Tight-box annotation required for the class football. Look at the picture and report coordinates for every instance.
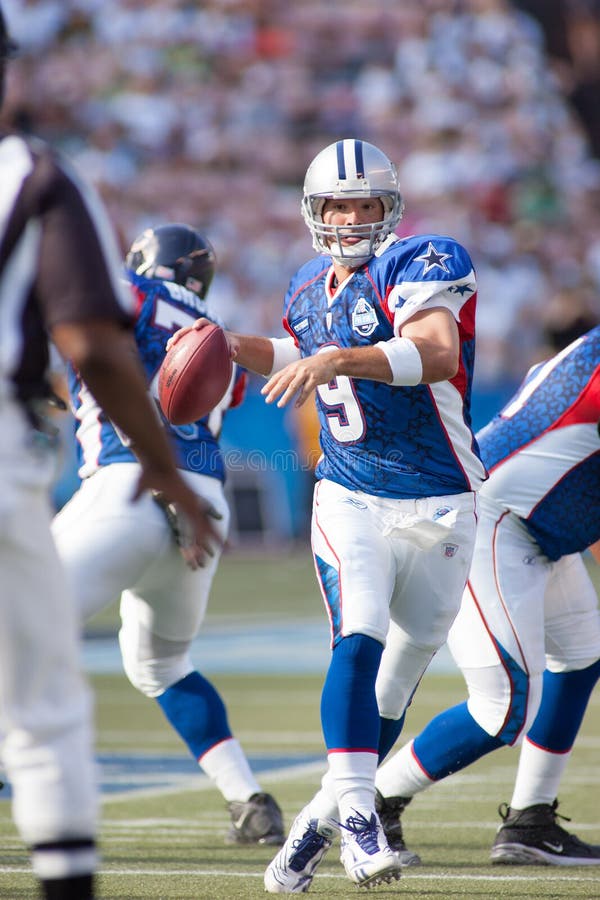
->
[158,323,233,425]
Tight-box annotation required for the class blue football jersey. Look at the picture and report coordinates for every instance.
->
[477,326,600,560]
[282,234,487,499]
[68,270,244,483]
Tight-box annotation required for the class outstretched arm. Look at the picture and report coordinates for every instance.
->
[167,317,302,376]
[262,307,459,408]
[225,331,276,376]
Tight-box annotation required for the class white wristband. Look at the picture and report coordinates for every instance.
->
[268,336,302,375]
[376,337,423,386]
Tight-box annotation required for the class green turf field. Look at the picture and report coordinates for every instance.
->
[1,549,599,899]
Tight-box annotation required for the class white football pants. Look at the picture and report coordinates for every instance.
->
[445,495,600,741]
[52,463,229,697]
[311,478,478,719]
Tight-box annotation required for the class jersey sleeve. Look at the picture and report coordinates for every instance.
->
[385,235,476,334]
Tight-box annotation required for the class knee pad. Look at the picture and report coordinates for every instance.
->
[119,619,193,698]
[376,637,435,720]
[464,664,543,745]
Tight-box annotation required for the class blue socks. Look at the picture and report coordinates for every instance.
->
[412,701,503,780]
[407,661,600,779]
[527,660,600,752]
[378,712,406,762]
[156,671,232,759]
[321,634,383,751]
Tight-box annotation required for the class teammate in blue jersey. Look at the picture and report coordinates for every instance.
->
[169,138,486,891]
[372,326,600,866]
[52,224,284,847]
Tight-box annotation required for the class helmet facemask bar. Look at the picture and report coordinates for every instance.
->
[302,192,403,266]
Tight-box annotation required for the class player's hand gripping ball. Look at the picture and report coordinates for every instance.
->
[158,323,232,425]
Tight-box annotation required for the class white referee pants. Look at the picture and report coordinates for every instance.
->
[0,470,97,847]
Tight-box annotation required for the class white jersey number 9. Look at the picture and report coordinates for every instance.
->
[316,346,365,443]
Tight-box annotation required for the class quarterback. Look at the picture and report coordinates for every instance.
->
[172,138,486,891]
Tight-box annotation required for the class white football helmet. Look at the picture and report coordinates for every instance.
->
[301,139,404,267]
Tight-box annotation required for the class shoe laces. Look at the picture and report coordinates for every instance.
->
[498,798,572,831]
[341,811,380,855]
[291,825,328,868]
[549,799,572,826]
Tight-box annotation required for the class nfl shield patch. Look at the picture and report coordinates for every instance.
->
[443,543,459,558]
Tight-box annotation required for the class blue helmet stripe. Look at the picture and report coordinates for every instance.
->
[336,141,346,179]
[354,140,364,178]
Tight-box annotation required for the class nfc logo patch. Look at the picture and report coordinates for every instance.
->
[351,298,378,336]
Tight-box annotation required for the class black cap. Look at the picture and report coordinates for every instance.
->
[0,6,17,60]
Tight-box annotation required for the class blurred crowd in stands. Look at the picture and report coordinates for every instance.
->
[2,0,600,391]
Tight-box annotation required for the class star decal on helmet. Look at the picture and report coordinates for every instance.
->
[414,242,452,275]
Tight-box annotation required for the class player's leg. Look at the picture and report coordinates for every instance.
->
[491,552,600,865]
[266,479,401,892]
[376,489,479,745]
[118,472,283,846]
[374,500,548,854]
[312,480,393,812]
[52,463,170,622]
[0,484,97,899]
[372,489,479,861]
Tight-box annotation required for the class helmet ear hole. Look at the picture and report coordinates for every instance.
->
[381,195,394,216]
[312,198,326,222]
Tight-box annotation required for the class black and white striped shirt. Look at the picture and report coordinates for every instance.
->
[0,131,133,407]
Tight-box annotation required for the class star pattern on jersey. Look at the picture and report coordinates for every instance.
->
[414,242,452,275]
[449,283,473,297]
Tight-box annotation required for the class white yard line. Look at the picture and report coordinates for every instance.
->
[1,866,599,885]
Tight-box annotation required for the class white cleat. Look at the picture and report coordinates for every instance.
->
[339,810,402,889]
[264,805,339,894]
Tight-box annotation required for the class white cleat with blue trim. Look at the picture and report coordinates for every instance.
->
[339,810,402,889]
[264,805,339,893]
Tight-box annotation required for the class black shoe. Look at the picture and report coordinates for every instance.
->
[375,790,421,866]
[41,873,94,899]
[490,799,600,866]
[226,792,285,846]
